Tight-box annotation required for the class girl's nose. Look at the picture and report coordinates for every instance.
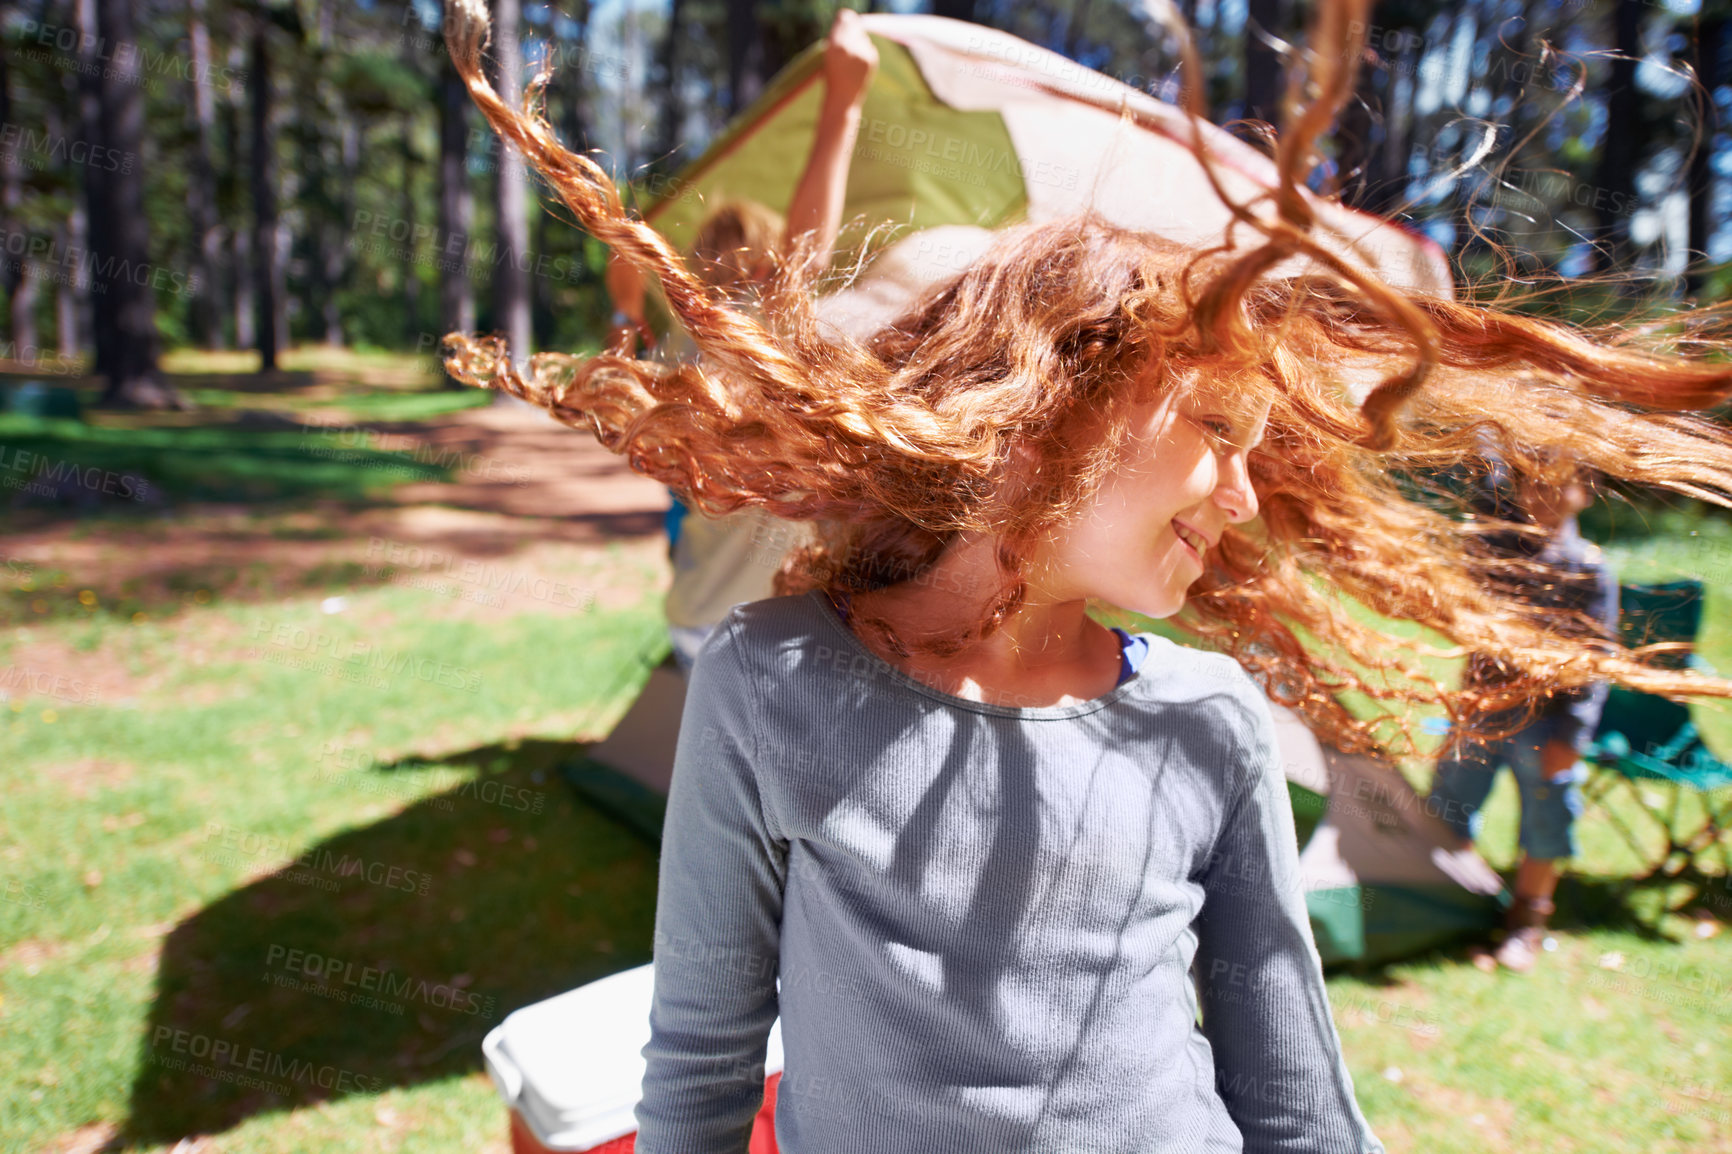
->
[1214,452,1259,523]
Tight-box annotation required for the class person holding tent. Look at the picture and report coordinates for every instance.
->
[604,8,878,674]
[1427,449,1619,972]
[441,0,1732,1148]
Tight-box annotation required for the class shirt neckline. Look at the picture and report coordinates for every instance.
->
[806,589,1157,720]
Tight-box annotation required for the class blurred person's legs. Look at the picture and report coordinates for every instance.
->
[1427,729,1505,852]
[1494,728,1585,972]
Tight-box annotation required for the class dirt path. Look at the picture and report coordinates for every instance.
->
[1,401,676,703]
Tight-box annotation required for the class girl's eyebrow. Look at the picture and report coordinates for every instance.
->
[1202,409,1268,451]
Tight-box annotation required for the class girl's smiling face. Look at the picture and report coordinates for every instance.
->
[1031,383,1269,619]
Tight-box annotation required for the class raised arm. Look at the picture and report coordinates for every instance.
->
[633,618,788,1154]
[1193,687,1386,1154]
[605,249,654,354]
[781,8,878,270]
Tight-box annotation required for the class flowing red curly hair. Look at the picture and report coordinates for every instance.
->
[440,0,1732,758]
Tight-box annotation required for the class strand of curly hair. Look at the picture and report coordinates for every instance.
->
[440,0,1732,760]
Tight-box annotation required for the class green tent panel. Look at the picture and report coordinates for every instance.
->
[1305,885,1368,966]
[642,37,1027,268]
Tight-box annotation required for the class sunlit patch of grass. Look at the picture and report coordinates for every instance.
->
[1,575,669,1152]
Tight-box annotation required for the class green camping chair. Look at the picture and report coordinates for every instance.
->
[1582,580,1732,885]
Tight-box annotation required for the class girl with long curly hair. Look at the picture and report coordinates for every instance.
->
[442,0,1732,1148]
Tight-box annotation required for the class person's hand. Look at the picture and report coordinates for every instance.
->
[823,8,878,98]
[605,251,646,323]
[1539,739,1579,781]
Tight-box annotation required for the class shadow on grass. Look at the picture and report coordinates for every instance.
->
[0,413,453,513]
[1339,867,1709,987]
[118,754,659,1148]
[113,751,1720,1144]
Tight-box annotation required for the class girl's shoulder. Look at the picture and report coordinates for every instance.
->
[1120,633,1278,739]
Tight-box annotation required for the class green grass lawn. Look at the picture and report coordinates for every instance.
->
[2,360,1730,1152]
[1,577,673,1153]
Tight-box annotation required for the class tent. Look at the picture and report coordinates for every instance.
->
[1268,704,1507,968]
[639,12,1454,331]
[575,15,1498,969]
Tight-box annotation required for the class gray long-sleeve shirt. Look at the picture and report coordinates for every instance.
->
[634,590,1383,1154]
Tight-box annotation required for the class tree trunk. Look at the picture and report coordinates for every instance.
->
[8,277,38,363]
[0,35,35,358]
[1590,0,1643,276]
[91,0,180,407]
[1064,0,1097,60]
[250,21,284,372]
[188,0,223,347]
[232,221,255,349]
[438,50,474,386]
[8,268,37,361]
[1367,19,1419,219]
[222,29,252,350]
[652,0,684,166]
[401,109,421,344]
[726,0,766,115]
[489,0,532,378]
[1333,34,1377,208]
[1687,11,1725,298]
[1242,0,1284,127]
[56,210,83,360]
[76,0,114,381]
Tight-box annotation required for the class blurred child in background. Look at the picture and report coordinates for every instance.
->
[1428,449,1618,972]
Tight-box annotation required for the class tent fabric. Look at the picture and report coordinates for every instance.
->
[641,13,1454,336]
[1267,703,1508,966]
[642,36,1027,259]
[609,16,1495,968]
[886,17,1452,297]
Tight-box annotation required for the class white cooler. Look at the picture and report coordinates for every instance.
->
[481,963,786,1153]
